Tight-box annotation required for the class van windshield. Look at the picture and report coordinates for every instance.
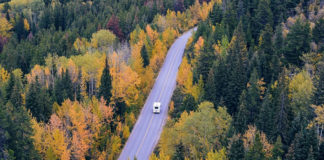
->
[155,107,159,109]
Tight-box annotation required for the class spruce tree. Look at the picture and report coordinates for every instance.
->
[253,0,273,42]
[224,21,248,115]
[98,58,112,104]
[274,69,291,144]
[284,19,311,67]
[172,141,185,160]
[258,24,274,84]
[234,90,248,134]
[313,18,324,47]
[257,91,275,140]
[245,68,261,124]
[313,64,324,105]
[246,133,266,160]
[228,137,245,160]
[3,102,39,159]
[209,3,223,25]
[272,136,284,160]
[141,44,149,67]
[319,142,324,160]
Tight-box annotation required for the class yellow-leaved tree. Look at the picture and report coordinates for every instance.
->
[32,98,114,160]
[0,17,13,38]
[159,102,232,159]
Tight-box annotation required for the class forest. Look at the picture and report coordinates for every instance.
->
[0,0,324,159]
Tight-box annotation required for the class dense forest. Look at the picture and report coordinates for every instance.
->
[0,0,212,159]
[0,0,324,159]
[156,0,324,159]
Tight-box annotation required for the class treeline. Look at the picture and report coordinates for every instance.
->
[0,0,197,74]
[0,0,213,159]
[155,0,324,159]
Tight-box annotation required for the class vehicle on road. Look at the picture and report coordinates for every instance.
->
[153,102,161,114]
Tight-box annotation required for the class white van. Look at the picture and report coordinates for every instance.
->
[153,102,161,114]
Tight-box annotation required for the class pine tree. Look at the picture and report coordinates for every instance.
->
[246,68,262,124]
[319,142,324,160]
[209,3,223,25]
[258,24,274,84]
[272,136,284,160]
[172,141,185,160]
[284,19,311,67]
[246,133,266,160]
[205,66,217,105]
[98,58,112,104]
[141,44,149,67]
[313,64,324,105]
[182,94,197,112]
[274,69,291,144]
[234,90,248,134]
[313,18,324,47]
[228,137,245,160]
[224,21,248,115]
[5,73,15,103]
[3,102,39,159]
[26,78,52,122]
[253,0,273,42]
[257,91,275,140]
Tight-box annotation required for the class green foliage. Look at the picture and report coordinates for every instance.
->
[141,44,149,67]
[54,69,74,104]
[228,137,245,160]
[271,136,284,160]
[252,0,273,42]
[223,21,248,114]
[26,78,52,122]
[209,3,223,25]
[98,58,112,104]
[313,18,324,50]
[245,133,266,160]
[0,103,39,159]
[284,19,311,67]
[313,64,324,105]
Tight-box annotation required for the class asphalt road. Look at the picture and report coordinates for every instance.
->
[118,28,195,160]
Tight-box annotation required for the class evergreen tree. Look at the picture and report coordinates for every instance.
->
[245,68,261,124]
[182,94,197,112]
[271,136,284,160]
[234,90,248,134]
[274,70,291,144]
[252,0,273,43]
[98,58,112,104]
[113,97,126,119]
[26,78,52,122]
[5,73,15,103]
[257,90,275,140]
[258,24,274,84]
[284,19,311,67]
[2,102,39,159]
[313,18,324,47]
[224,21,248,115]
[228,137,245,160]
[172,141,185,160]
[286,127,319,160]
[141,44,149,67]
[319,142,324,160]
[205,66,217,105]
[209,3,223,25]
[245,133,266,160]
[313,64,324,105]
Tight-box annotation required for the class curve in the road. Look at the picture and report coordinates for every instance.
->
[118,28,195,160]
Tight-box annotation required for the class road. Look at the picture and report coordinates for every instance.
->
[118,28,195,160]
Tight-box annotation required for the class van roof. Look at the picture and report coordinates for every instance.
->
[153,102,161,106]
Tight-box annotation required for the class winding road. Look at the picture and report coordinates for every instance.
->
[118,28,195,160]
